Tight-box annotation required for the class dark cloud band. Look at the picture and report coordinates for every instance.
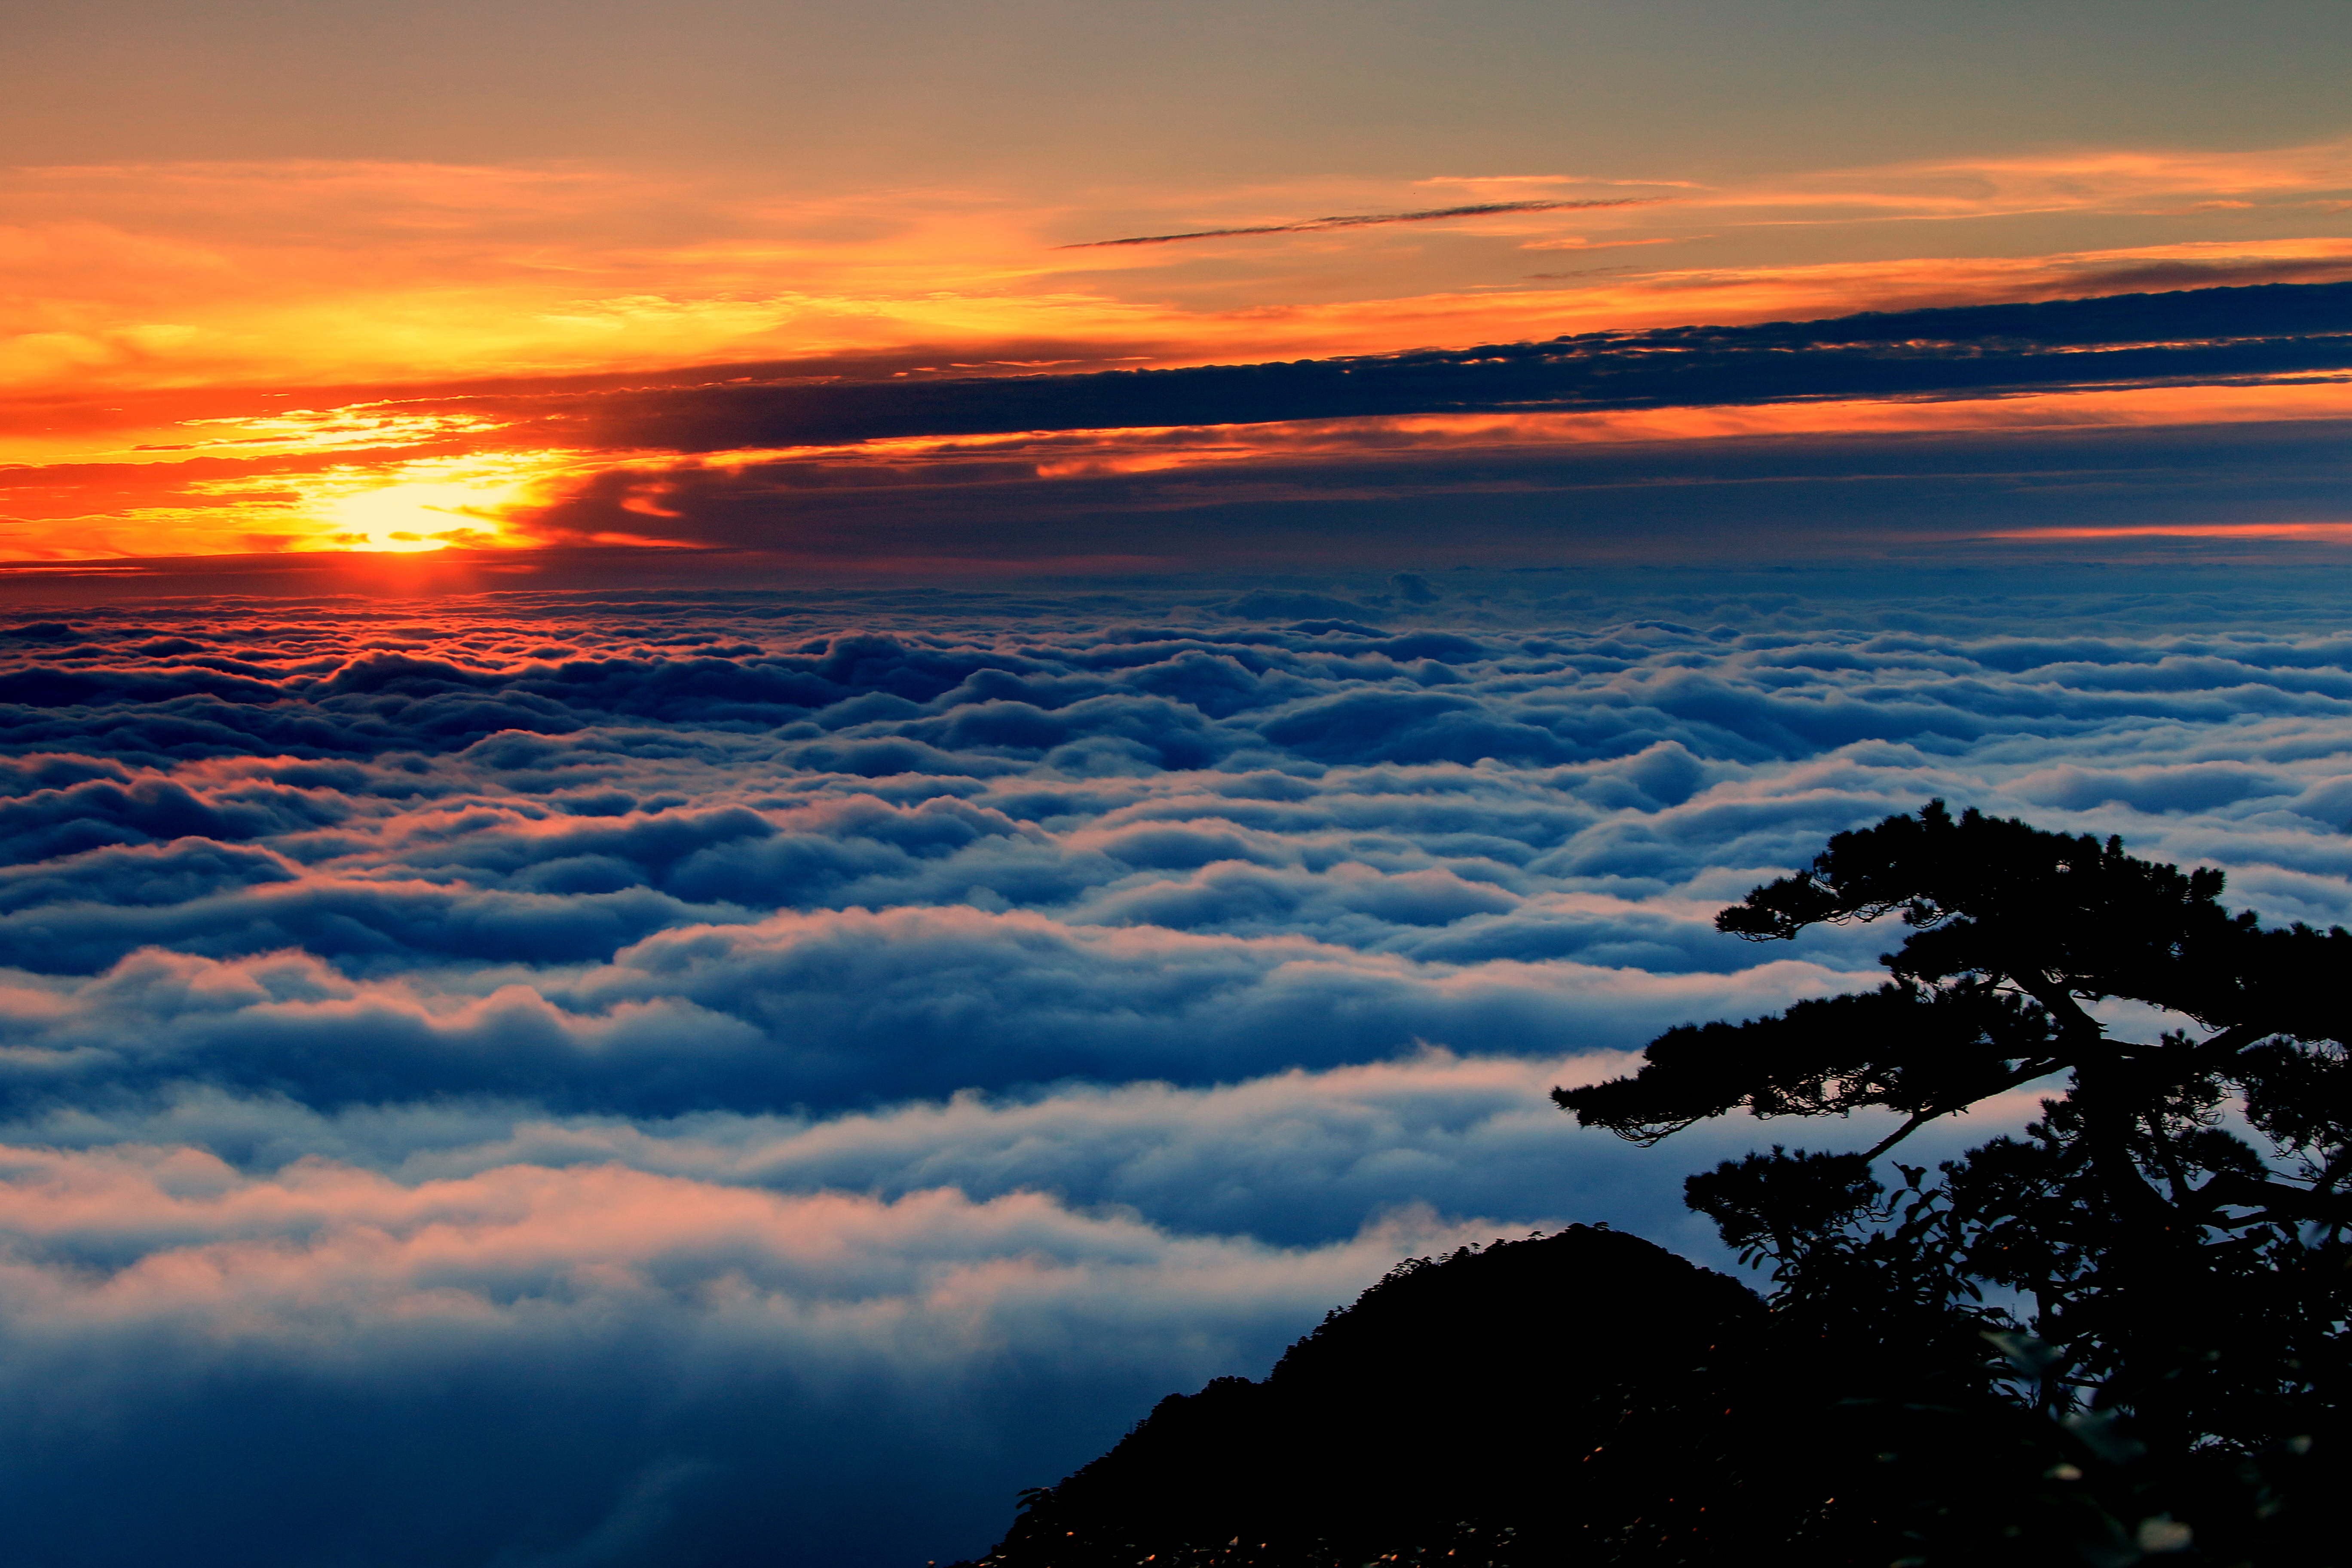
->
[507,280,2352,453]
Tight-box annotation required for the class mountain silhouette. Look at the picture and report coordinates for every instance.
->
[960,1225,1779,1566]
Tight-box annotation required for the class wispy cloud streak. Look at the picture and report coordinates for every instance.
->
[1054,199,1658,248]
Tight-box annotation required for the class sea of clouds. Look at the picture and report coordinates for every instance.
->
[3,570,2349,1567]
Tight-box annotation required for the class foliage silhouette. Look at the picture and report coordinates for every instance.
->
[1560,800,2346,1562]
[962,804,2344,1565]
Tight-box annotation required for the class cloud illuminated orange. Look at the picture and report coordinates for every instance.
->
[1984,521,2352,542]
[7,138,2349,404]
[3,135,2349,564]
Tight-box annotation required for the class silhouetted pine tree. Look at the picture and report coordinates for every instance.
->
[962,804,2346,1566]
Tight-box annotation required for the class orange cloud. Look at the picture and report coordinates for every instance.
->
[6,137,2348,410]
[1985,521,2352,542]
[0,162,1123,398]
[11,348,2352,563]
[4,136,2348,562]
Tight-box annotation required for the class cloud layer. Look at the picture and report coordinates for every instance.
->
[2,579,2349,1564]
[493,280,2352,453]
[18,279,2352,571]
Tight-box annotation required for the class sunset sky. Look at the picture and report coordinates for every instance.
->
[7,7,2352,1568]
[8,0,2352,582]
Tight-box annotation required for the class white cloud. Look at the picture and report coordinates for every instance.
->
[0,583,2346,1564]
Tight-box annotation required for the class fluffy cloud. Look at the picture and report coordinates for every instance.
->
[0,581,2347,1564]
[0,1142,1492,1567]
[0,1045,2042,1566]
[0,918,1872,1113]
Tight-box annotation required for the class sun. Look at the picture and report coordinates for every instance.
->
[289,452,583,553]
[321,480,512,551]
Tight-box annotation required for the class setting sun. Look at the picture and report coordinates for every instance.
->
[285,453,581,552]
[319,480,508,551]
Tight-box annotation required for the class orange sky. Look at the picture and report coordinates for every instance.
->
[6,136,2352,564]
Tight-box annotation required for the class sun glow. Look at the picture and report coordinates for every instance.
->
[321,481,505,551]
[5,144,2349,567]
[273,451,585,553]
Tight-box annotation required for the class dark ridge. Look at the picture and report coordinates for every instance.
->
[959,1226,1776,1567]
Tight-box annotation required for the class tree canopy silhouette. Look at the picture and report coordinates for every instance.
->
[1559,800,2346,1559]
